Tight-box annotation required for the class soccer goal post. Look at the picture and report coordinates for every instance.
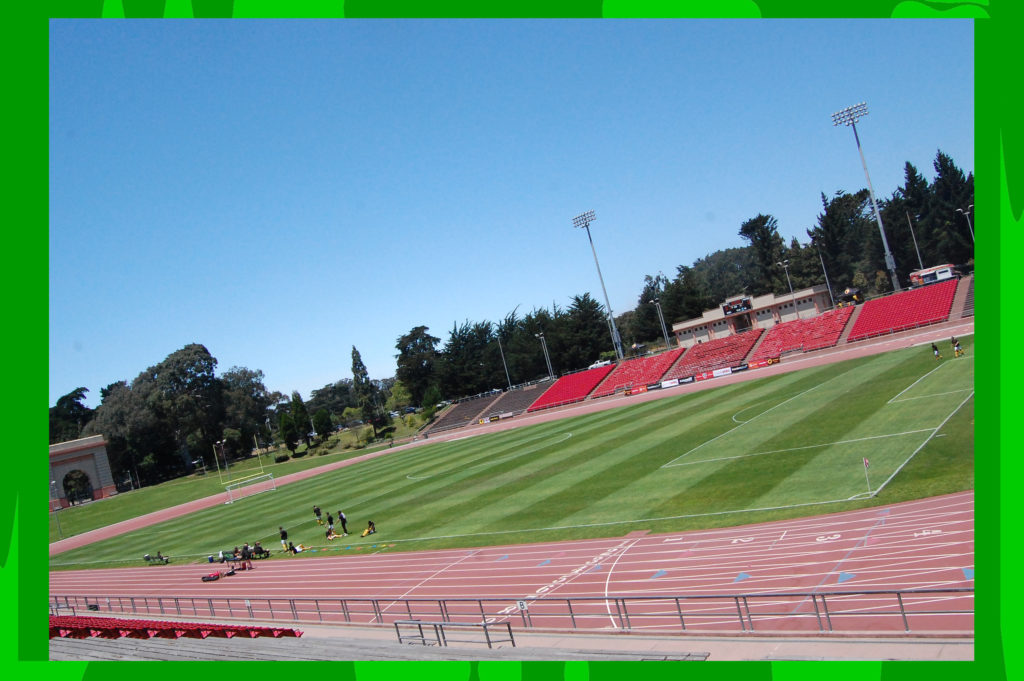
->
[224,473,276,504]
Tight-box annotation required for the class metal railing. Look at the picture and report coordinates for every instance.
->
[50,588,973,636]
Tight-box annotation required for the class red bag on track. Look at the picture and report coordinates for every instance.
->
[201,572,220,582]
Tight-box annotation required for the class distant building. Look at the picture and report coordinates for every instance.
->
[671,285,833,349]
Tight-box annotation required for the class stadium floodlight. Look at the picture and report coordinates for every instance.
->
[653,298,673,350]
[572,210,625,360]
[777,259,799,319]
[956,205,975,243]
[535,332,555,380]
[832,102,901,291]
[810,238,836,309]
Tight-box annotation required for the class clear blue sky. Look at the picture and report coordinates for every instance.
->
[49,19,974,408]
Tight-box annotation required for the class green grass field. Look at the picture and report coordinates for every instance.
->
[49,337,974,570]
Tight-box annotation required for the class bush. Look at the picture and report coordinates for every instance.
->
[274,454,290,463]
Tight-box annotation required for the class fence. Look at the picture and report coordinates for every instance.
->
[50,588,973,636]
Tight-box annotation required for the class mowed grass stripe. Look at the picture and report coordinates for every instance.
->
[50,339,975,567]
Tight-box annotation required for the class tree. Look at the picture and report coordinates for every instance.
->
[385,380,413,413]
[278,412,298,455]
[290,391,312,447]
[312,408,333,442]
[49,387,94,444]
[395,326,441,406]
[308,379,357,420]
[925,150,974,266]
[220,366,273,457]
[352,346,383,437]
[738,214,786,296]
[808,190,873,293]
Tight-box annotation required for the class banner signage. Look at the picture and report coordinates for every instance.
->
[712,367,733,378]
[661,378,680,388]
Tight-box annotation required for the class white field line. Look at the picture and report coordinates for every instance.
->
[662,375,848,468]
[889,388,974,403]
[601,537,646,628]
[663,429,936,469]
[887,356,973,404]
[871,391,975,498]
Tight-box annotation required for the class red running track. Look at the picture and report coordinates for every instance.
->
[50,491,973,635]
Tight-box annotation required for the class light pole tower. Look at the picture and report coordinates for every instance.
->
[832,102,900,291]
[956,204,975,243]
[810,238,836,309]
[573,210,624,360]
[778,259,798,319]
[653,298,672,349]
[535,332,555,380]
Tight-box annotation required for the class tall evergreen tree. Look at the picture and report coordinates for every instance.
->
[49,387,94,444]
[290,391,312,447]
[351,346,382,437]
[394,326,441,406]
[738,214,786,296]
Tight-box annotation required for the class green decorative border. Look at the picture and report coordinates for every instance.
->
[16,2,1016,680]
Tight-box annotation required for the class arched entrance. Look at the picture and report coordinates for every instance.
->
[49,435,116,508]
[61,469,94,506]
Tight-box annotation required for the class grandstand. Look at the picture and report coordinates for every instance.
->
[526,364,616,412]
[427,392,503,433]
[481,382,552,419]
[662,329,763,381]
[749,307,855,362]
[591,348,686,399]
[846,278,958,342]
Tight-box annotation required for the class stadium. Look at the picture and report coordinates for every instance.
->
[49,276,975,661]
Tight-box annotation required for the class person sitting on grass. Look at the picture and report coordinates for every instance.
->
[361,520,376,538]
[326,527,340,541]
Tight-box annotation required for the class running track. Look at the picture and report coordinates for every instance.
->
[50,491,974,634]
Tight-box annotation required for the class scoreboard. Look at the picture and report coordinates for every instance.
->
[722,298,752,316]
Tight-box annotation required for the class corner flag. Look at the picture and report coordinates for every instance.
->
[863,457,870,469]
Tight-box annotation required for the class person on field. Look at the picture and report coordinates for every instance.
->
[337,511,348,536]
[241,542,254,569]
[931,343,941,360]
[955,339,964,357]
[326,527,340,541]
[361,520,376,538]
[313,505,323,525]
[326,512,334,533]
[279,526,289,551]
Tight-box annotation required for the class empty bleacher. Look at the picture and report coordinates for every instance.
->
[591,348,686,399]
[961,277,974,317]
[749,307,855,362]
[427,392,502,433]
[662,329,764,381]
[526,364,617,412]
[480,382,552,418]
[846,279,958,342]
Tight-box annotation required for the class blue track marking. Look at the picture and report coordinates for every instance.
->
[734,572,751,582]
[838,571,856,583]
[651,569,667,579]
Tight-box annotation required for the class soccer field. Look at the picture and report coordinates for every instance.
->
[49,340,974,569]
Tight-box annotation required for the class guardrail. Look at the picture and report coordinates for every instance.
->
[50,588,973,636]
[394,619,515,648]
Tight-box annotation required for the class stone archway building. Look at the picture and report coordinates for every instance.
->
[49,435,117,508]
